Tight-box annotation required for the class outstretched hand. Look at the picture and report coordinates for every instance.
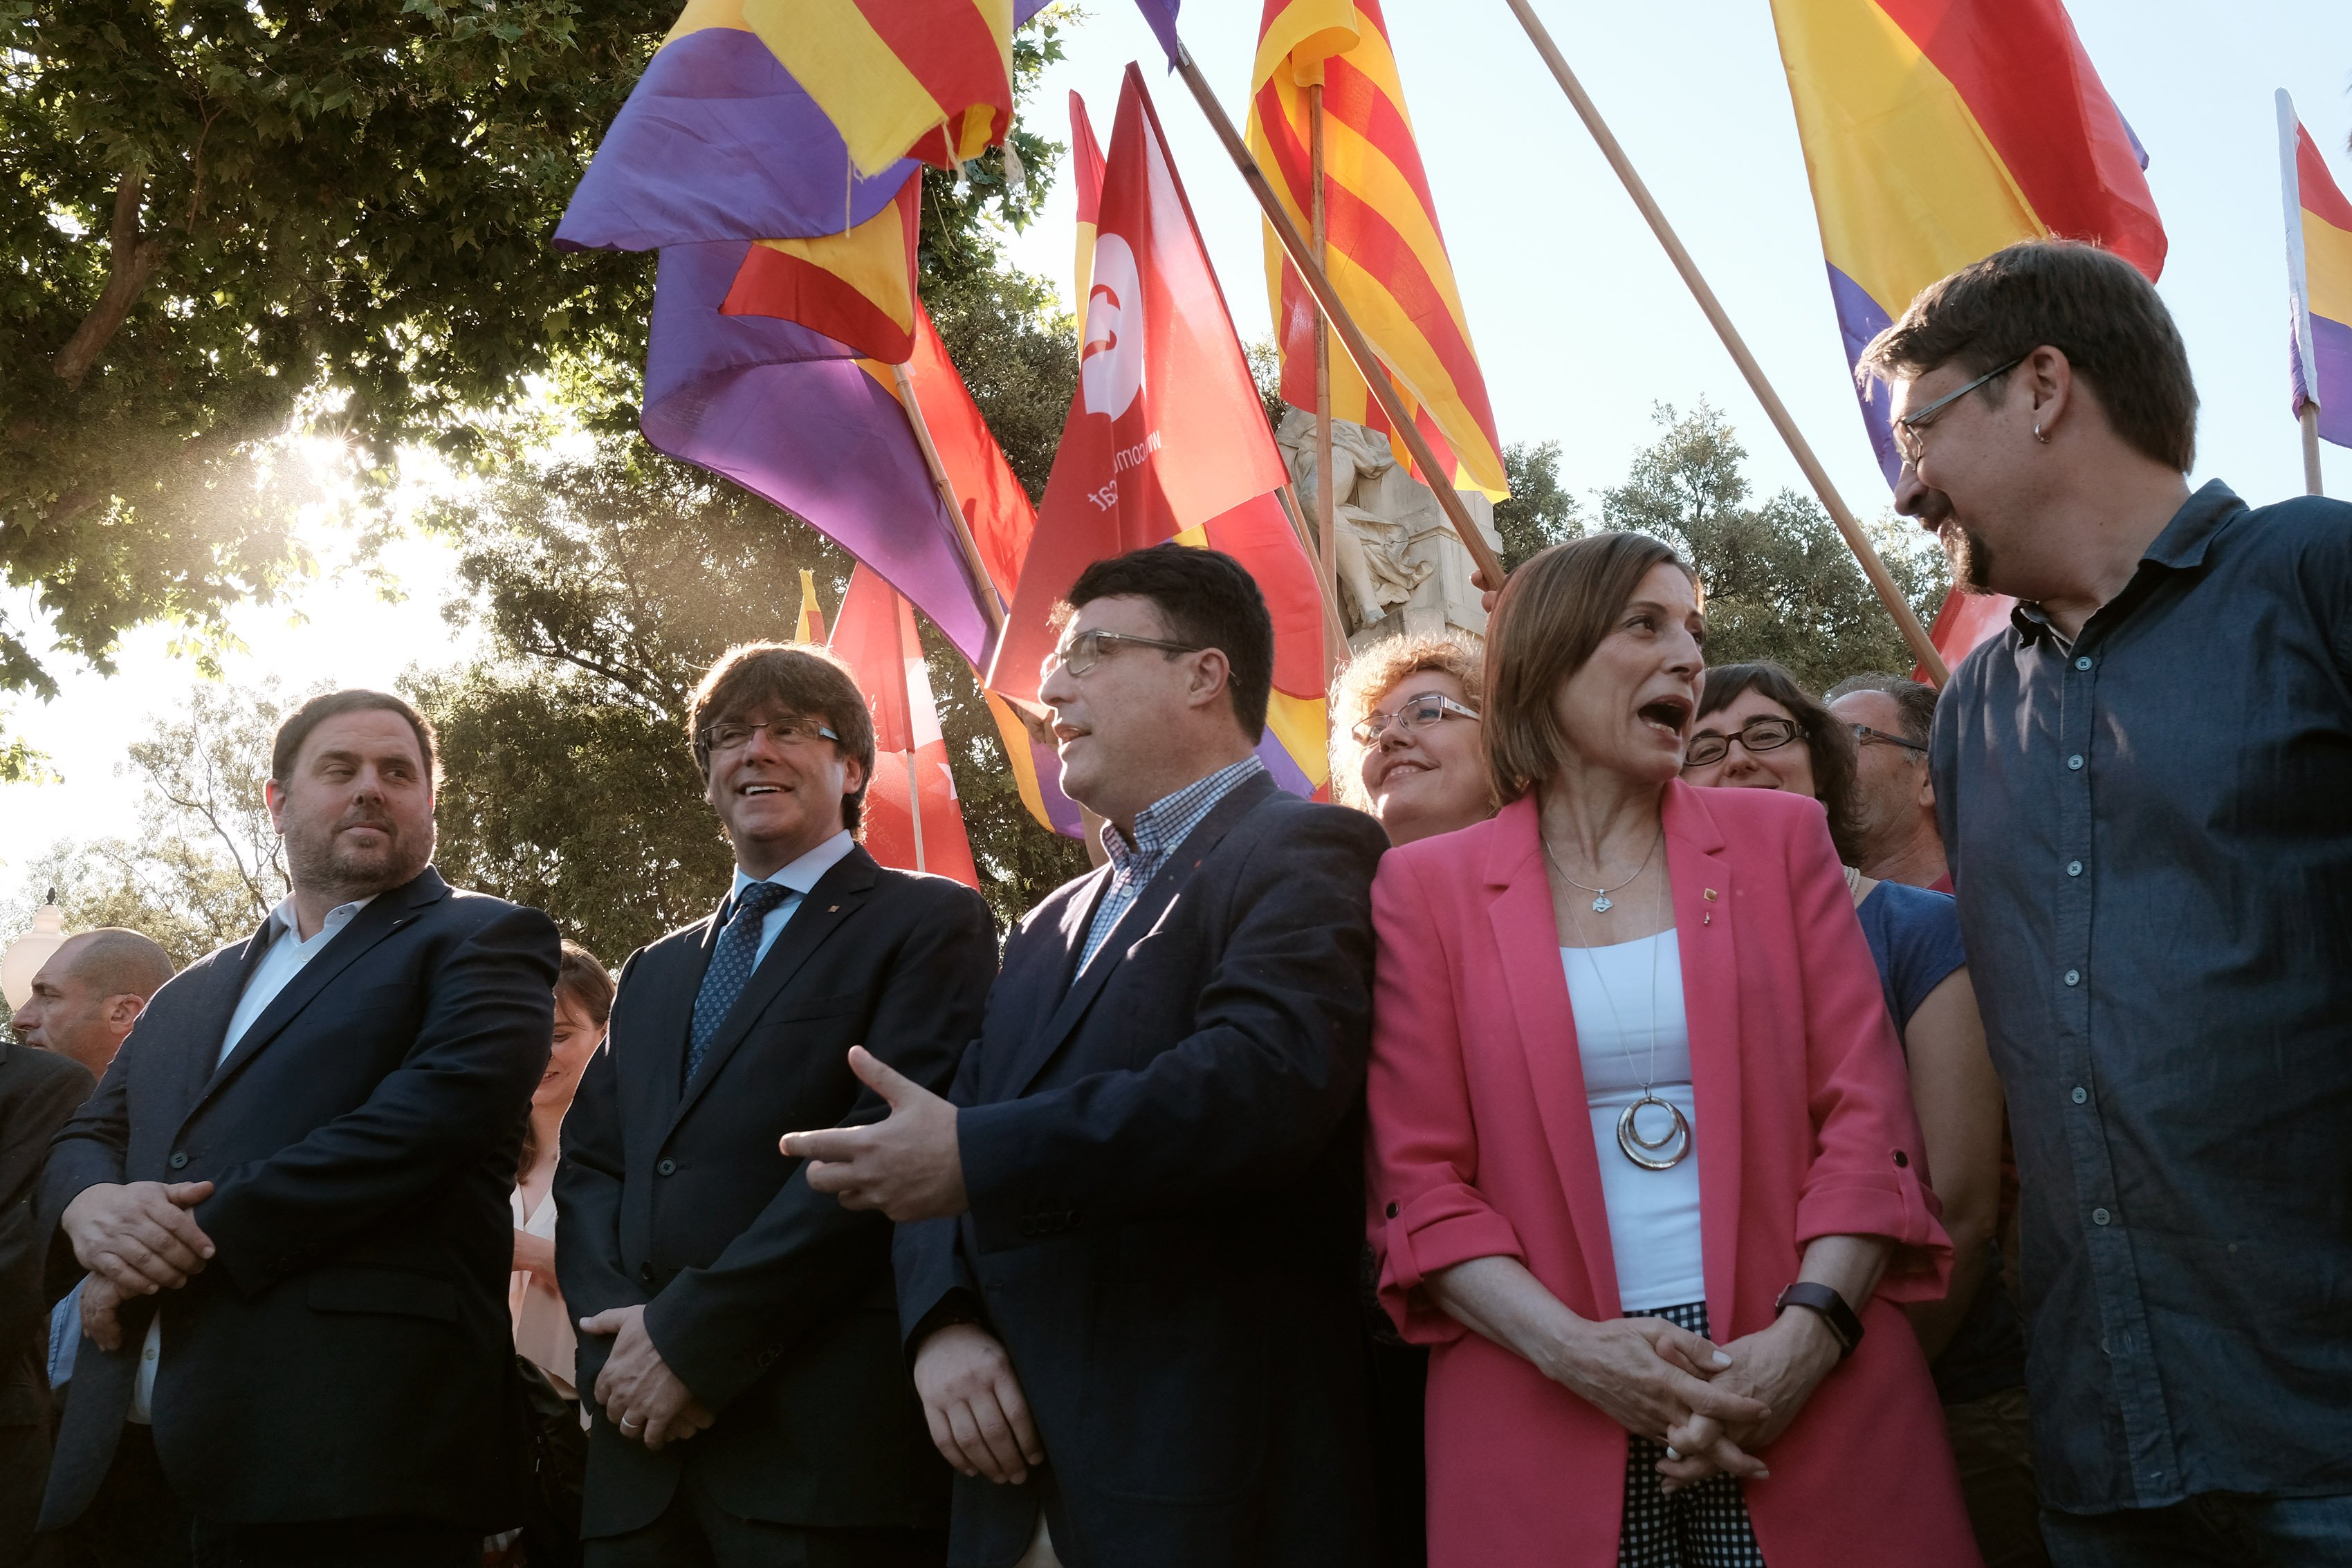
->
[781,1046,966,1222]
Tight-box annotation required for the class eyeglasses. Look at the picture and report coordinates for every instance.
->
[1350,691,1481,746]
[1850,722,1928,756]
[699,717,840,755]
[1041,628,1204,680]
[1682,716,1803,769]
[1891,356,2024,465]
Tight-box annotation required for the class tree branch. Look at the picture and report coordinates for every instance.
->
[53,172,167,389]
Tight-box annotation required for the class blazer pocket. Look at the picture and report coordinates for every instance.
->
[306,1265,459,1322]
[764,988,869,1026]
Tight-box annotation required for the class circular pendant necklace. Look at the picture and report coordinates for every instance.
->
[1558,851,1691,1170]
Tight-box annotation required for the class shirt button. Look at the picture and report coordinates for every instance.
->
[2072,1086,2088,1104]
[2067,753,2084,771]
[2075,656,2093,671]
[2092,1207,2111,1226]
[2067,860,2083,877]
[2064,969,2081,986]
[656,1159,677,1176]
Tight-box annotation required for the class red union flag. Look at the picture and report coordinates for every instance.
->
[989,66,1326,794]
[831,566,980,889]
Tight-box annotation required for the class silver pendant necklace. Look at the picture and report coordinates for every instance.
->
[1543,826,1663,914]
[1561,865,1691,1170]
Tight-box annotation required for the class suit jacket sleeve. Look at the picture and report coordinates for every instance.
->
[194,903,561,1298]
[1,1053,97,1340]
[1781,808,1955,1300]
[1363,848,1523,1345]
[646,883,998,1410]
[893,1022,991,1352]
[553,947,642,1379]
[955,806,1385,1255]
[38,1037,136,1295]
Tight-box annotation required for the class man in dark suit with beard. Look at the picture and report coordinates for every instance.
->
[37,689,560,1566]
[558,642,995,1567]
[787,546,1389,1568]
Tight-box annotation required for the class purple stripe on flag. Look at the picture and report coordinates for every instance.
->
[2311,311,2352,448]
[558,30,915,252]
[1130,0,1182,68]
[1826,263,1904,486]
[643,242,995,662]
[1253,729,1314,799]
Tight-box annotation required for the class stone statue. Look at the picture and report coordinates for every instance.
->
[1275,407,1503,650]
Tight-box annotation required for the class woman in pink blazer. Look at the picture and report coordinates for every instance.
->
[1367,533,1979,1568]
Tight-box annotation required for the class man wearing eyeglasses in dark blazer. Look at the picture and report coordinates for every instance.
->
[557,642,995,1568]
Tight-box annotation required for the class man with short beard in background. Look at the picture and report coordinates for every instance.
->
[34,689,561,1567]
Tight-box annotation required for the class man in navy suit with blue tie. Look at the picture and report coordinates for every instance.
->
[557,643,995,1567]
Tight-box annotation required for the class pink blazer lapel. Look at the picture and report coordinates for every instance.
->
[1662,780,1746,1336]
[1483,795,1623,1320]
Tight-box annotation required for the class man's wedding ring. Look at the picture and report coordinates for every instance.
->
[620,1417,644,1432]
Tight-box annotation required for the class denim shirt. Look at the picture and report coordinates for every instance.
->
[1931,481,2352,1512]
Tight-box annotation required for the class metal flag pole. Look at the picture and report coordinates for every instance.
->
[890,360,1009,633]
[1498,0,1947,683]
[1170,44,1509,589]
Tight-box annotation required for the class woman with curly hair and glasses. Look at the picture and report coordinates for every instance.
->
[1330,631,1495,848]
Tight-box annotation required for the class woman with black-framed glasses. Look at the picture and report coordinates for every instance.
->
[1686,662,2039,1568]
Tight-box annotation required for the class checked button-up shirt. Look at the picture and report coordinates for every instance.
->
[1076,755,1267,976]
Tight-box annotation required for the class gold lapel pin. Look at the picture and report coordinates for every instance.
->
[1703,887,1719,901]
[827,905,839,913]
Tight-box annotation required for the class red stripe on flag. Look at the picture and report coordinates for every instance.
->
[1071,89,1106,225]
[1875,0,2164,278]
[2297,124,2352,233]
[849,0,1008,128]
[721,248,914,362]
[1317,178,1502,451]
[1318,57,1446,241]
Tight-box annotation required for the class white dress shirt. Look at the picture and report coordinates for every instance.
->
[130,894,375,1423]
[731,829,858,966]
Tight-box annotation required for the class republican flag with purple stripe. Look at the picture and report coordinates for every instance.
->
[2281,93,2352,449]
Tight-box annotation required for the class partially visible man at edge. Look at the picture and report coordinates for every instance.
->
[1824,676,1950,893]
[4,930,172,1559]
[783,544,1390,1568]
[34,690,560,1565]
[1864,239,2352,1567]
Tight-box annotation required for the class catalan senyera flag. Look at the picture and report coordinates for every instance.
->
[1070,92,1108,308]
[990,66,1330,800]
[1770,0,2164,672]
[1244,0,1508,501]
[830,566,982,888]
[722,175,922,362]
[755,0,1020,178]
[2281,94,2352,450]
[642,241,998,665]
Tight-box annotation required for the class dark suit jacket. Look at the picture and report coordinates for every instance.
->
[36,868,560,1531]
[556,845,995,1539]
[0,1042,95,1430]
[895,773,1388,1568]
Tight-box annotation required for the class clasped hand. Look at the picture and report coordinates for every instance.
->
[1648,1310,1843,1491]
[61,1180,217,1352]
[578,1304,715,1450]
[781,1046,966,1222]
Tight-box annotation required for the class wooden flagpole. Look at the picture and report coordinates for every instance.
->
[1309,83,1341,615]
[1497,0,1947,683]
[1171,44,1509,589]
[2302,403,2326,497]
[890,361,1008,634]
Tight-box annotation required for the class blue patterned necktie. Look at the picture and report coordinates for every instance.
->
[686,880,794,1085]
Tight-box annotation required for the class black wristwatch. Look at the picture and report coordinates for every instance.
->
[1774,1282,1864,1360]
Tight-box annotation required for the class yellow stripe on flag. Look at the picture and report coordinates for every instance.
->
[1770,0,2044,317]
[1265,690,1331,790]
[750,190,919,338]
[2304,210,2352,326]
[745,0,946,177]
[1256,0,1358,89]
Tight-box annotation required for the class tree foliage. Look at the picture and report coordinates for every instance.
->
[0,0,1063,762]
[1601,403,1946,692]
[1492,439,1585,570]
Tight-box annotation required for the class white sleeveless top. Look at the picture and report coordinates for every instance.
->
[1560,933,1705,1311]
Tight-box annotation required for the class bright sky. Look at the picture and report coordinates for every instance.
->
[4,0,2349,902]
